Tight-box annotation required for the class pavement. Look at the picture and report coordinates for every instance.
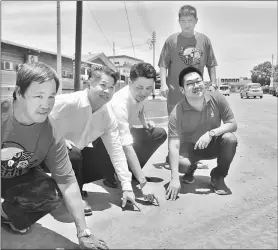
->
[2,93,277,249]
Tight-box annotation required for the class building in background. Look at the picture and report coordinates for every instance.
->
[1,40,115,99]
[217,77,252,92]
[107,55,144,92]
[81,52,117,80]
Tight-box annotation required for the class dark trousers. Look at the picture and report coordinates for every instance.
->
[1,168,62,230]
[70,127,167,190]
[180,132,238,177]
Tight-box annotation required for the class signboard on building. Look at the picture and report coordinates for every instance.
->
[220,78,240,83]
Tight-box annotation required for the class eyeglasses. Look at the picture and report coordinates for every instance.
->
[185,79,203,87]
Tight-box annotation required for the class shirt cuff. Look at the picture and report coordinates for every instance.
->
[121,181,133,191]
[121,134,134,146]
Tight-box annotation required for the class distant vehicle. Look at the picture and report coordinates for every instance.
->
[219,85,230,96]
[240,83,263,99]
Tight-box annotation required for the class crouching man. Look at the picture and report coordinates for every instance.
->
[105,63,167,205]
[50,66,138,214]
[166,66,238,201]
[1,62,108,249]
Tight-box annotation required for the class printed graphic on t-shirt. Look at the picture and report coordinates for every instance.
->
[179,46,203,66]
[1,142,37,177]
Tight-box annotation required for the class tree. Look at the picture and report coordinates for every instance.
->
[250,61,274,86]
[274,64,278,82]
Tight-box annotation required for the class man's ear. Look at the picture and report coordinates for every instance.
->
[180,86,185,94]
[196,18,198,24]
[14,86,21,99]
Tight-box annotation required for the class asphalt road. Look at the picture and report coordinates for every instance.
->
[2,93,277,249]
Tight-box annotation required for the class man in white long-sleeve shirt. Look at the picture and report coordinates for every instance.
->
[50,66,138,216]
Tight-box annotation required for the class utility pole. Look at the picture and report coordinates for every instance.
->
[74,1,83,92]
[57,0,62,94]
[151,31,156,98]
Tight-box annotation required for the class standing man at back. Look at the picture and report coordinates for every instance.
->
[158,4,218,115]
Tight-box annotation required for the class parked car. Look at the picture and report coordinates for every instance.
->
[240,83,263,99]
[219,85,230,96]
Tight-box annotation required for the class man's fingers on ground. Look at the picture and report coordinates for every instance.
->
[131,200,141,211]
[153,195,160,206]
[165,188,171,200]
[171,189,177,200]
[121,198,127,207]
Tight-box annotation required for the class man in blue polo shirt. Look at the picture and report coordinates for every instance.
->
[166,66,238,200]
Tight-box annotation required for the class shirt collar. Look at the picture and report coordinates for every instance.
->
[182,91,211,111]
[79,89,91,107]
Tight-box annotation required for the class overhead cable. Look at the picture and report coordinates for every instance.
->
[124,1,136,57]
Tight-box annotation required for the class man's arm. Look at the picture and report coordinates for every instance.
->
[213,92,238,135]
[44,121,88,235]
[160,67,168,89]
[123,145,146,182]
[168,138,180,180]
[207,66,217,86]
[101,107,133,191]
[212,118,237,136]
[57,181,87,234]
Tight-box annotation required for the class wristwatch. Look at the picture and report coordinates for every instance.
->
[77,228,91,239]
[208,130,216,138]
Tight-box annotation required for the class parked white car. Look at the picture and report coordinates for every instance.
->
[240,83,263,99]
[219,85,230,96]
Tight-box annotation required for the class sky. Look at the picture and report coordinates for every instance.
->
[1,1,277,80]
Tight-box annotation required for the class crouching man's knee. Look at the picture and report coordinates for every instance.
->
[221,132,238,147]
[27,177,62,213]
[152,127,167,143]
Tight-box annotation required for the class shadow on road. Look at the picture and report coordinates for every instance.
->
[153,162,169,169]
[1,223,78,249]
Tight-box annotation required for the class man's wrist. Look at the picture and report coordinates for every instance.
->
[171,175,179,181]
[76,225,89,236]
[77,228,91,239]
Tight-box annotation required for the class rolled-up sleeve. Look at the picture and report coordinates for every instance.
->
[205,37,218,68]
[218,94,235,122]
[101,108,132,191]
[158,39,171,69]
[168,106,180,139]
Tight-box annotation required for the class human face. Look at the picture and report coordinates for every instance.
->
[129,77,154,103]
[87,73,115,110]
[16,80,57,124]
[180,72,205,98]
[179,15,197,36]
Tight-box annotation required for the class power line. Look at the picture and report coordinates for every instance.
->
[86,2,112,49]
[119,43,147,49]
[124,1,135,57]
[136,2,152,35]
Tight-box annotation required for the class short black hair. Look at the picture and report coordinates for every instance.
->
[87,66,119,85]
[130,63,156,82]
[178,5,197,20]
[179,66,203,88]
[13,62,60,100]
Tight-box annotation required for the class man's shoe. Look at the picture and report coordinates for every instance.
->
[211,175,230,195]
[181,164,197,184]
[82,199,93,216]
[103,176,118,188]
[1,206,31,234]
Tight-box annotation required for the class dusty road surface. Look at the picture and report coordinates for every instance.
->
[2,93,277,249]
